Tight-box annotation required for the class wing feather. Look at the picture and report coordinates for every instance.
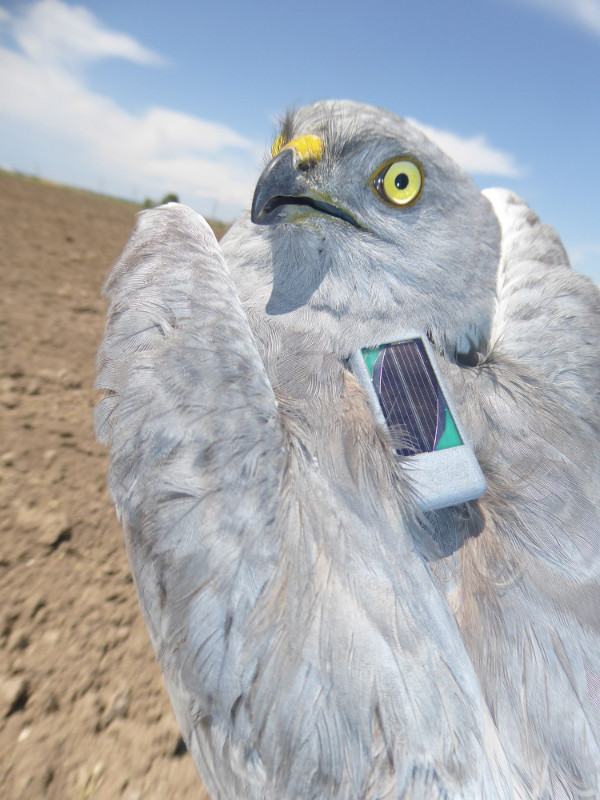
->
[434,189,600,797]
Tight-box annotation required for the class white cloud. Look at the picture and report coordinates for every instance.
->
[569,241,600,267]
[11,0,165,67]
[0,1,262,216]
[407,118,521,178]
[508,0,600,38]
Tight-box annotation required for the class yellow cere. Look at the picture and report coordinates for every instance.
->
[271,134,323,163]
[271,134,286,158]
[376,159,423,207]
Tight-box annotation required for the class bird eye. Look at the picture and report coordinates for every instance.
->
[373,159,423,207]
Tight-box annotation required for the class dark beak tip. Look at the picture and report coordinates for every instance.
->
[250,195,266,225]
[250,148,300,226]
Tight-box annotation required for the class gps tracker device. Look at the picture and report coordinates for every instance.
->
[349,334,486,511]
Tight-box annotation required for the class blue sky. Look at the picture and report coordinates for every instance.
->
[1,0,599,282]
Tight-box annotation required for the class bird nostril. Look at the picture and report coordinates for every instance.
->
[297,159,316,173]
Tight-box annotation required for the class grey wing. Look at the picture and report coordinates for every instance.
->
[439,189,600,797]
[96,205,518,800]
[95,204,288,792]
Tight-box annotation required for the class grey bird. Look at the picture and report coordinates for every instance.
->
[95,100,600,799]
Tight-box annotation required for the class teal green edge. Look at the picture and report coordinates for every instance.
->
[362,347,382,375]
[435,408,462,450]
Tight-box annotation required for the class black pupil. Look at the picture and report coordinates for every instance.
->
[395,172,409,191]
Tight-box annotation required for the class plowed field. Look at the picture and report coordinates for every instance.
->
[0,171,211,800]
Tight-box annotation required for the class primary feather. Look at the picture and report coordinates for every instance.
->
[95,100,600,799]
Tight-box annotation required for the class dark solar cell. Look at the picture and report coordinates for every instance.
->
[369,339,447,457]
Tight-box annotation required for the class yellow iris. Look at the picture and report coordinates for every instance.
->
[374,159,423,206]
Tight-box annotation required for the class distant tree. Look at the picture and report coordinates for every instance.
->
[161,193,179,204]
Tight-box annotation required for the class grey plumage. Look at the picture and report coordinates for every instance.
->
[95,100,600,799]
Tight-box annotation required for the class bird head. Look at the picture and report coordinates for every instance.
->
[222,100,501,360]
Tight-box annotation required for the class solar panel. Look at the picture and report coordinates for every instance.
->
[362,339,462,457]
[350,335,487,510]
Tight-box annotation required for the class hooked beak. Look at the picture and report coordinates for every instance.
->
[251,147,360,229]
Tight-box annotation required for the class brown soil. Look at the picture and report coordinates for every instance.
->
[0,171,211,800]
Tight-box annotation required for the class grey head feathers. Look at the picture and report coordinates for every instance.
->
[223,100,501,361]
